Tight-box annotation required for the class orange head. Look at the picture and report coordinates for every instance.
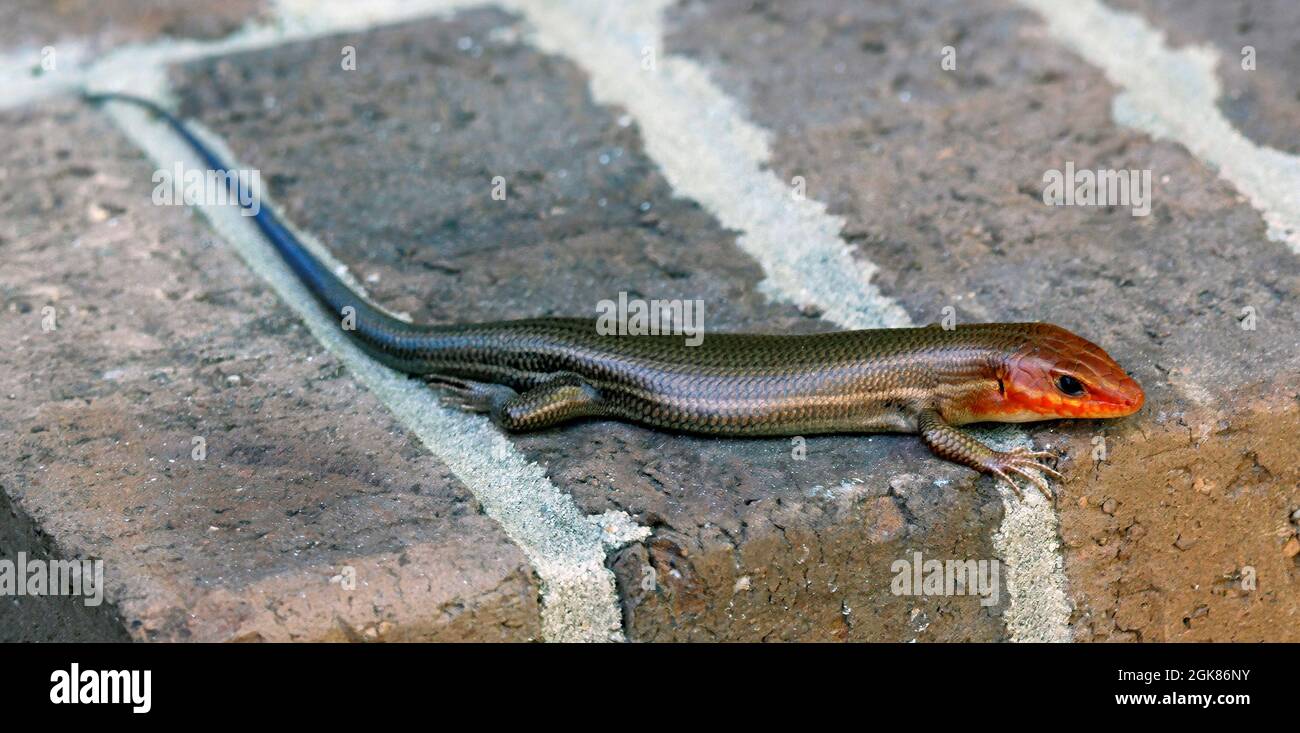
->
[965,323,1144,423]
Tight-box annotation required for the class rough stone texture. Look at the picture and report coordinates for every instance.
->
[6,0,1296,644]
[0,0,266,59]
[1108,0,1300,155]
[1061,404,1299,641]
[168,8,1013,641]
[665,0,1299,640]
[0,99,542,642]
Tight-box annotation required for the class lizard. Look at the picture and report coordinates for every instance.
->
[84,91,1144,498]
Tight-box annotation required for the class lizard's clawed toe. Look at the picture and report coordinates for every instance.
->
[987,448,1064,501]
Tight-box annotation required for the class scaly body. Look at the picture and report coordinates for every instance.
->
[89,92,1145,497]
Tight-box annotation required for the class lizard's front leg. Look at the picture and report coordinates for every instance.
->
[916,408,1062,499]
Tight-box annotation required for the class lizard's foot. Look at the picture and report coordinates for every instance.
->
[984,447,1063,500]
[426,376,516,414]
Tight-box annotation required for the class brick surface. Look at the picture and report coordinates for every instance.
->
[665,0,1299,640]
[0,99,541,642]
[0,0,266,57]
[4,0,1296,644]
[167,8,1012,641]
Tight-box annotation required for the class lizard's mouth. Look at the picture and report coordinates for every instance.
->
[1000,383,1143,420]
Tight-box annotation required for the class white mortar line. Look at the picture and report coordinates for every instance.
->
[0,1,476,109]
[980,428,1073,641]
[1017,0,1300,255]
[5,0,1074,642]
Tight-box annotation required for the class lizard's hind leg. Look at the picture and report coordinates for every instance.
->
[427,373,604,432]
[426,375,518,414]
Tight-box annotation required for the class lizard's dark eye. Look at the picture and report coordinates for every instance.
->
[1055,374,1086,397]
